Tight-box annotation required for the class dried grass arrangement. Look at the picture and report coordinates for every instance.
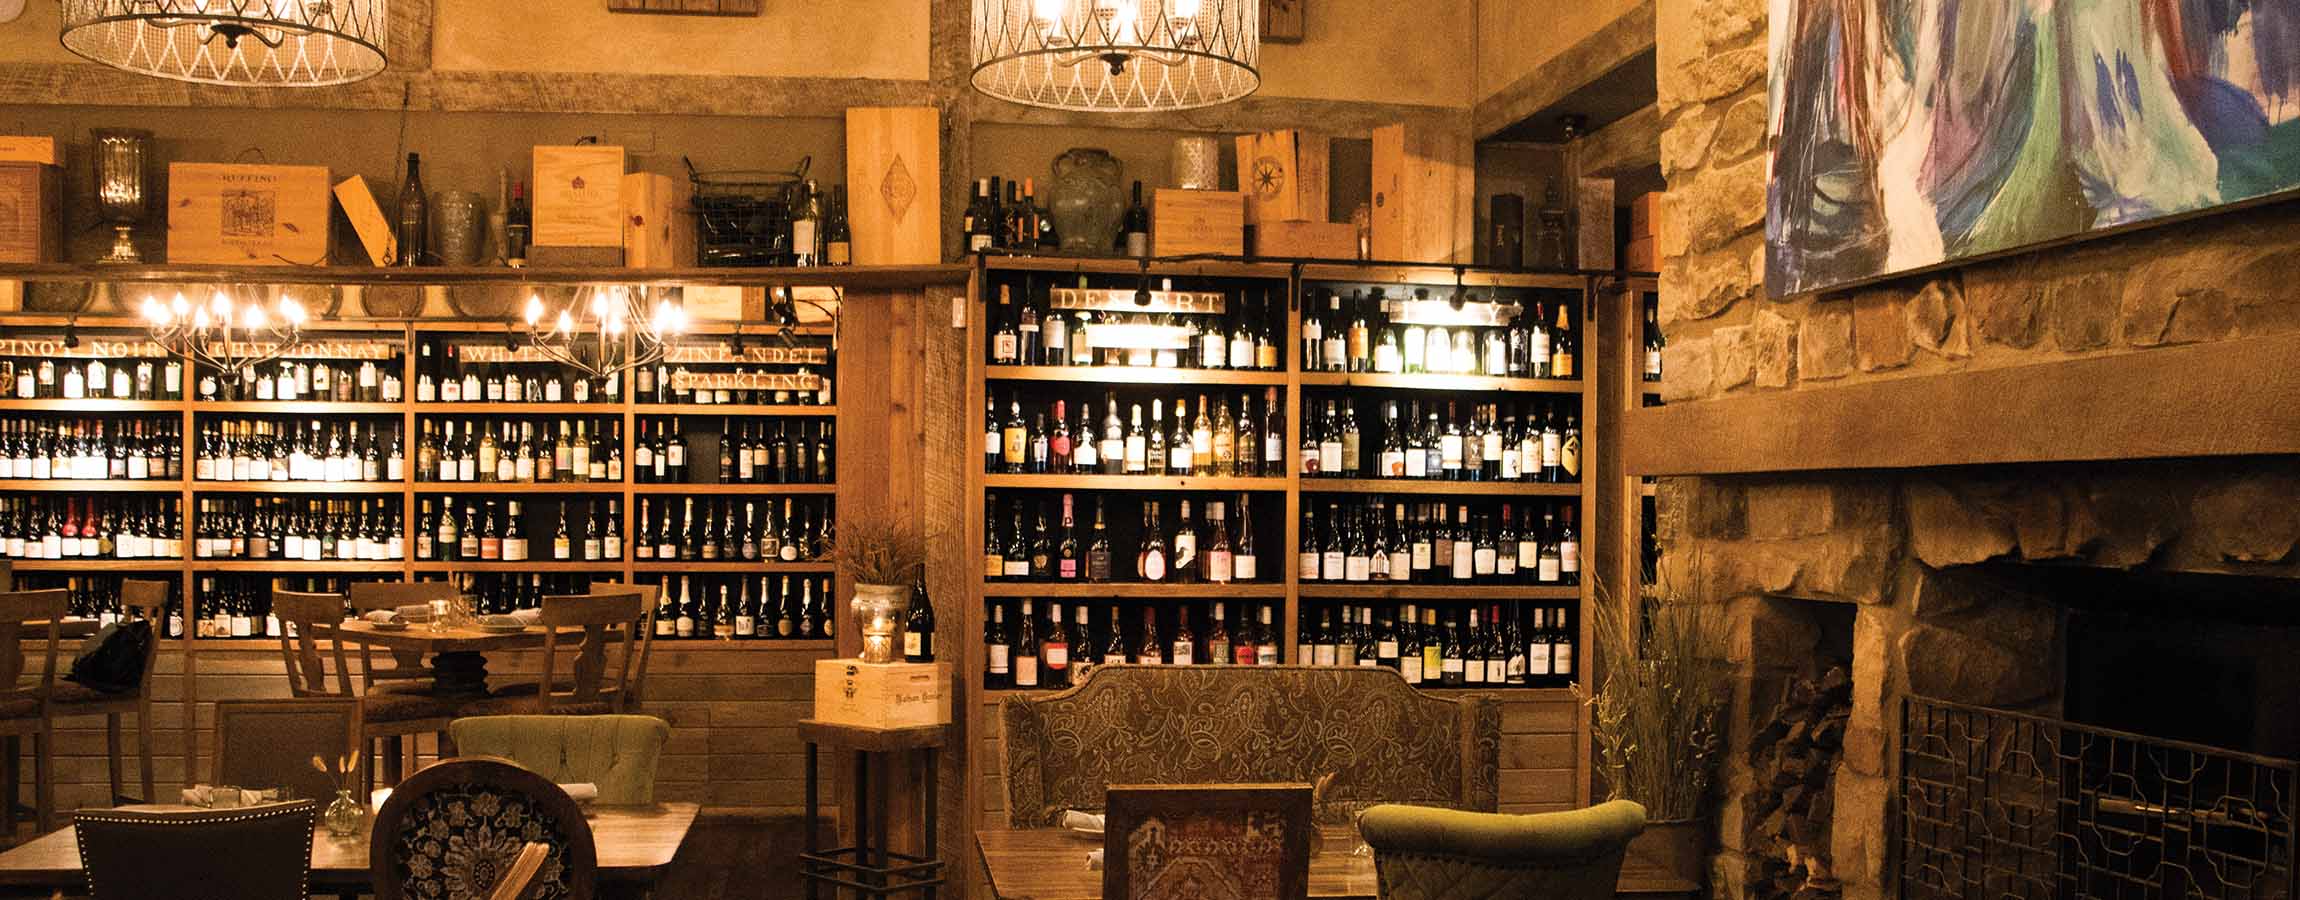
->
[1576,580,1728,821]
[828,516,928,586]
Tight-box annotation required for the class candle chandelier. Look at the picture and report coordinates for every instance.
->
[60,0,390,88]
[139,288,310,374]
[521,285,691,381]
[972,0,1259,112]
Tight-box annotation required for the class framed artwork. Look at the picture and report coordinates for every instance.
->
[1264,0,1304,43]
[1765,0,2300,296]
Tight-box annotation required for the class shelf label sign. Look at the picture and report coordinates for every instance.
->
[454,344,564,364]
[215,339,401,361]
[669,370,822,392]
[663,344,830,365]
[0,337,170,359]
[1049,287,1226,315]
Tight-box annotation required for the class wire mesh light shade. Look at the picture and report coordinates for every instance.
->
[61,0,388,87]
[972,0,1259,112]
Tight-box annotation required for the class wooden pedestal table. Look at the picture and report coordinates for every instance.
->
[332,620,563,695]
[800,719,947,900]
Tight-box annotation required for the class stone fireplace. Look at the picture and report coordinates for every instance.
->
[1647,0,2300,894]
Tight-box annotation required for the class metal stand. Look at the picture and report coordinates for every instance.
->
[799,719,947,900]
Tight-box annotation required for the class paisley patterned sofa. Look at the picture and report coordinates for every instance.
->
[1000,664,1501,827]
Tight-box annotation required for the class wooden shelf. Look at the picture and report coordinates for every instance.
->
[630,561,833,573]
[6,558,186,571]
[628,482,836,495]
[1298,479,1580,497]
[634,405,837,417]
[409,560,626,572]
[197,480,403,493]
[0,398,182,412]
[193,560,408,572]
[1295,583,1581,601]
[412,481,622,494]
[982,474,1289,492]
[1295,371,1581,394]
[629,638,839,652]
[1296,263,1592,291]
[979,681,1580,704]
[985,366,1288,387]
[0,479,181,492]
[980,255,1291,281]
[413,402,621,416]
[196,401,403,415]
[0,262,972,290]
[981,582,1287,598]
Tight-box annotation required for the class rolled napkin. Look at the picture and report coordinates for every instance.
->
[362,610,402,624]
[1061,809,1105,832]
[1088,849,1104,870]
[510,608,542,625]
[558,782,599,803]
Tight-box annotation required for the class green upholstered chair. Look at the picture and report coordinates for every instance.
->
[446,714,670,804]
[1358,800,1648,900]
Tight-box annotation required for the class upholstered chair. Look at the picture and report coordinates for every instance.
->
[77,800,319,900]
[371,756,598,900]
[1358,800,1648,900]
[447,715,671,804]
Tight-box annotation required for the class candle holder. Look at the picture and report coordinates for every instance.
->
[91,128,152,264]
[851,583,909,664]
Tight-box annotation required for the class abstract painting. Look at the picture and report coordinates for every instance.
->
[1766,0,2300,296]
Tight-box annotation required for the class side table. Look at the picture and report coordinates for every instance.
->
[798,719,947,900]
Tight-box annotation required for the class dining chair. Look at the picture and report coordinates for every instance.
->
[489,841,553,900]
[448,715,671,804]
[461,591,646,716]
[0,588,67,836]
[1357,800,1649,900]
[47,578,166,804]
[344,580,459,688]
[371,756,598,900]
[1102,783,1314,900]
[272,588,458,787]
[76,799,319,900]
[215,698,362,803]
[487,583,661,710]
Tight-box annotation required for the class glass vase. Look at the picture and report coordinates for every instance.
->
[324,789,366,838]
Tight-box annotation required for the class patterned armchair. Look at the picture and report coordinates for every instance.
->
[1000,665,1501,827]
[371,756,598,900]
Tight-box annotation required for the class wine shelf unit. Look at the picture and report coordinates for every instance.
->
[962,256,1601,713]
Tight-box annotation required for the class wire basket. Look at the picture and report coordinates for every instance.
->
[686,155,810,267]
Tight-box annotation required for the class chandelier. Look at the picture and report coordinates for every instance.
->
[521,285,691,381]
[61,0,389,88]
[139,288,310,374]
[972,0,1259,111]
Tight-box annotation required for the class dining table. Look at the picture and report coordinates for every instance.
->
[975,827,1703,900]
[0,801,701,894]
[330,618,561,696]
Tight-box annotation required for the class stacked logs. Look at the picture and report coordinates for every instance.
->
[1744,665,1853,900]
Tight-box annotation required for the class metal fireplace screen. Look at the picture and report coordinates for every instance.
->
[1900,696,2297,900]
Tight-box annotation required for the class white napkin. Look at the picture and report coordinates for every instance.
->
[1088,849,1104,870]
[480,610,544,627]
[1062,809,1105,832]
[363,610,402,624]
[511,608,542,625]
[558,782,599,803]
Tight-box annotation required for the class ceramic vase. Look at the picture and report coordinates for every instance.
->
[1047,148,1124,256]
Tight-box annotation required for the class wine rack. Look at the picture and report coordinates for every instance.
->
[963,257,1600,702]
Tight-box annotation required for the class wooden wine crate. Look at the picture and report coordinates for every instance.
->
[1152,189,1246,258]
[165,162,333,266]
[813,659,953,729]
[333,174,397,267]
[1625,236,1657,271]
[1630,191,1664,239]
[622,172,696,269]
[531,145,628,249]
[1252,220,1357,260]
[1370,122,1472,264]
[844,107,942,265]
[0,137,58,166]
[1234,129,1330,225]
[0,163,61,264]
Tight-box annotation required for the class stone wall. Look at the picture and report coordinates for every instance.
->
[1653,0,2300,894]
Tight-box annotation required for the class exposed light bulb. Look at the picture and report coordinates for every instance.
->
[524,294,544,326]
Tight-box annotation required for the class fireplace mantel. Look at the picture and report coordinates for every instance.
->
[1623,330,2300,476]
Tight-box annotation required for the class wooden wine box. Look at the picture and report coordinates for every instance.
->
[1152,189,1246,257]
[532,145,628,249]
[1234,129,1330,225]
[1370,122,1472,263]
[333,175,397,267]
[165,162,333,266]
[621,172,696,269]
[813,659,953,729]
[0,163,62,264]
[1252,220,1357,260]
[0,137,59,166]
[844,107,942,265]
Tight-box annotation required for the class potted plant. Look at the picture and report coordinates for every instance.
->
[1576,581,1727,886]
[828,517,926,664]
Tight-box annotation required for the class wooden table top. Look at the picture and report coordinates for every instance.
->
[976,827,1701,900]
[0,802,700,888]
[331,620,555,654]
